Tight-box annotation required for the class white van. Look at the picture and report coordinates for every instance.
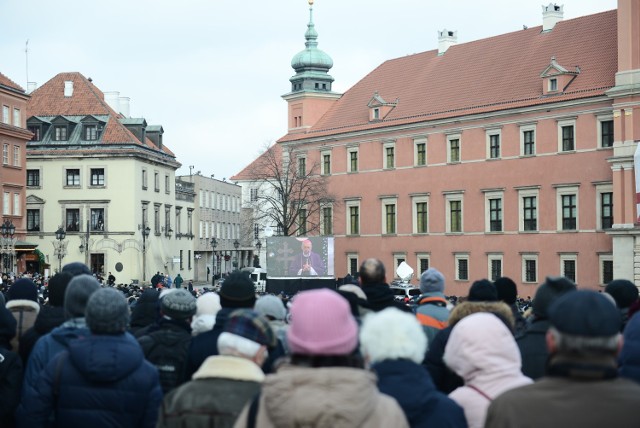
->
[241,267,267,293]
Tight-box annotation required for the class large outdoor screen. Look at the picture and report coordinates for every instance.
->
[265,236,334,278]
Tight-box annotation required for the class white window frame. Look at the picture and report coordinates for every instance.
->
[383,141,395,169]
[416,253,431,274]
[454,253,470,281]
[297,155,307,177]
[320,203,333,236]
[555,184,579,231]
[346,199,361,235]
[447,133,462,163]
[595,182,613,230]
[486,129,502,160]
[2,192,9,215]
[13,108,20,127]
[487,253,503,281]
[64,167,81,188]
[12,193,20,216]
[347,253,359,276]
[519,123,536,156]
[142,168,148,190]
[596,114,614,148]
[2,105,9,124]
[521,253,538,284]
[89,167,106,187]
[13,145,19,167]
[445,192,464,233]
[483,189,504,233]
[380,196,398,235]
[347,146,359,173]
[411,193,430,234]
[2,144,8,164]
[393,253,407,276]
[414,137,427,167]
[517,187,540,232]
[557,118,577,153]
[321,150,331,176]
[560,253,578,283]
[599,254,613,286]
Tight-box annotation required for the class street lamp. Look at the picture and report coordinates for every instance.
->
[55,226,66,272]
[1,220,16,272]
[210,237,218,286]
[140,224,150,282]
[233,239,240,270]
[255,240,262,267]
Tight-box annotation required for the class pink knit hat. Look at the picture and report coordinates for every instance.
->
[287,288,358,355]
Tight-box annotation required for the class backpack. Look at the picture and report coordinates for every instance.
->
[138,330,191,393]
[415,296,449,330]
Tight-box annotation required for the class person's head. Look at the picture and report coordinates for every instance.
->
[160,289,197,321]
[219,271,256,308]
[6,278,38,302]
[64,274,101,320]
[190,292,222,336]
[358,258,386,286]
[419,268,445,294]
[494,276,518,305]
[287,288,358,356]
[337,284,367,301]
[532,276,577,319]
[61,262,92,277]
[254,294,287,321]
[547,290,622,358]
[85,288,130,334]
[217,309,275,366]
[605,279,639,310]
[359,307,427,366]
[301,239,312,256]
[467,279,498,302]
[47,272,73,307]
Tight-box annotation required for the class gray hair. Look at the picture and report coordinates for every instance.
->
[548,326,620,356]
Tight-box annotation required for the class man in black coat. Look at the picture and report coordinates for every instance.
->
[358,258,412,313]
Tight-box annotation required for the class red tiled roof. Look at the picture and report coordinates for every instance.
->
[0,72,25,93]
[279,10,617,143]
[231,143,282,181]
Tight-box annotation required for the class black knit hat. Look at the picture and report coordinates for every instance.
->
[549,290,620,337]
[86,288,130,334]
[468,279,498,302]
[532,276,577,319]
[61,262,92,277]
[219,271,256,308]
[494,277,518,305]
[7,278,38,302]
[605,279,639,309]
[47,272,73,307]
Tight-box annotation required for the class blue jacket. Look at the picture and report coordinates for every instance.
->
[185,308,233,378]
[373,359,467,428]
[17,332,162,428]
[619,312,640,384]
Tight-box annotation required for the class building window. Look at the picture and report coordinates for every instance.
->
[142,169,148,189]
[445,193,463,233]
[448,137,461,163]
[417,256,430,273]
[179,250,183,271]
[165,175,170,194]
[54,126,68,141]
[558,120,576,152]
[188,250,192,270]
[84,125,98,140]
[298,208,307,236]
[28,126,41,141]
[373,108,380,120]
[66,169,80,186]
[2,106,8,124]
[175,208,182,235]
[414,139,427,166]
[455,255,469,281]
[600,191,613,230]
[66,209,80,231]
[90,168,105,186]
[165,207,171,236]
[600,119,614,148]
[522,129,535,156]
[26,209,40,231]
[321,206,333,235]
[549,78,558,91]
[488,133,501,159]
[12,108,20,127]
[561,255,577,283]
[13,193,20,216]
[348,148,358,173]
[2,192,8,215]
[347,201,360,235]
[523,196,537,231]
[561,194,577,230]
[601,256,613,285]
[415,201,428,234]
[522,255,538,283]
[488,197,503,232]
[348,254,359,276]
[154,205,161,234]
[298,157,306,177]
[27,169,40,187]
[91,208,105,231]
[13,145,19,166]
[2,144,7,164]
[250,188,258,202]
[322,152,331,175]
[383,202,396,234]
[384,143,395,169]
[488,255,502,281]
[154,172,160,192]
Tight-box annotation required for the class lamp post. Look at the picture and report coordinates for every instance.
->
[1,220,16,273]
[141,224,150,282]
[233,239,240,270]
[210,237,218,286]
[55,226,66,272]
[255,240,262,267]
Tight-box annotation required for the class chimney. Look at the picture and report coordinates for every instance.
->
[542,3,564,31]
[438,29,458,55]
[27,82,37,94]
[104,91,120,114]
[64,81,74,97]
[119,96,130,117]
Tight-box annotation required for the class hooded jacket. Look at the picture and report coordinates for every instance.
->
[17,332,162,428]
[361,282,413,313]
[444,312,532,428]
[233,365,409,428]
[618,312,640,383]
[18,305,65,363]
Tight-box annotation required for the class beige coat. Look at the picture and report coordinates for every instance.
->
[234,365,408,428]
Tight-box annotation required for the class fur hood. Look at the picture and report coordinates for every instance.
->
[448,301,514,330]
[193,355,264,382]
[6,299,40,314]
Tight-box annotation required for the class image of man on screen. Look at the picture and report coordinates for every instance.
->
[288,239,326,276]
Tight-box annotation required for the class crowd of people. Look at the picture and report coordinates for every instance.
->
[1,258,640,427]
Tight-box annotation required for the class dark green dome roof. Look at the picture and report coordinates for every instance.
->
[290,6,333,72]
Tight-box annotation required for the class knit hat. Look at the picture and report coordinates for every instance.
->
[64,274,101,319]
[494,276,518,305]
[61,262,92,277]
[195,292,221,316]
[255,295,287,321]
[338,284,367,301]
[287,288,358,356]
[224,309,276,347]
[85,288,130,334]
[532,276,577,319]
[47,272,73,307]
[549,290,620,337]
[219,271,256,308]
[605,279,639,309]
[419,268,445,293]
[468,279,498,302]
[7,278,38,302]
[161,289,197,320]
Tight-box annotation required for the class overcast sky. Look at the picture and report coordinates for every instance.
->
[1,0,616,180]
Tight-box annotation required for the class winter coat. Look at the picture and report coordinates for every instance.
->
[6,299,39,352]
[444,312,532,428]
[173,275,183,289]
[485,355,640,428]
[129,288,160,336]
[0,304,17,350]
[373,359,467,428]
[414,291,450,345]
[17,332,162,428]
[18,305,65,363]
[515,317,551,380]
[158,355,263,428]
[0,348,22,428]
[186,308,233,378]
[137,318,192,393]
[618,312,640,383]
[21,319,90,403]
[233,365,409,428]
[425,301,514,394]
[361,283,413,313]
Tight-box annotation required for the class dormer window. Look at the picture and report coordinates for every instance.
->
[28,125,41,141]
[54,126,68,141]
[549,78,558,91]
[373,108,380,120]
[85,125,98,140]
[540,57,579,95]
[367,92,398,122]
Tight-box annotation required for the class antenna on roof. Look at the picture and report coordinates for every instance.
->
[25,39,29,87]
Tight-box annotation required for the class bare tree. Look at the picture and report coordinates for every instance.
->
[245,143,333,236]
